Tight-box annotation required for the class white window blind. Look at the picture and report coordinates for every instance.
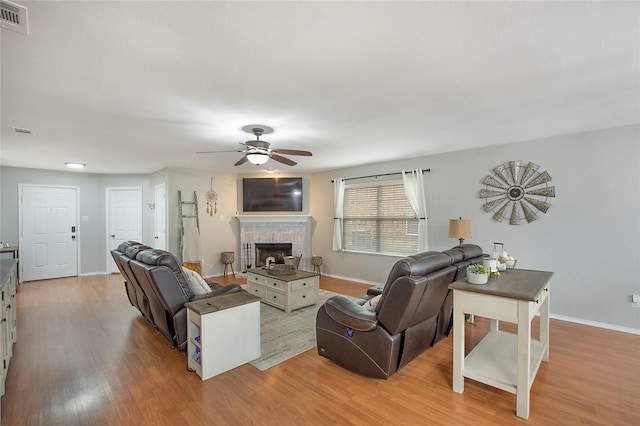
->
[342,181,418,255]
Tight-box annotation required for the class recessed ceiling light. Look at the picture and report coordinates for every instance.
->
[65,162,85,169]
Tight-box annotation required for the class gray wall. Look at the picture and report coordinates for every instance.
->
[2,125,638,331]
[0,167,154,274]
[167,168,241,277]
[310,125,640,331]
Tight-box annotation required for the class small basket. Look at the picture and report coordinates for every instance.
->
[267,264,296,276]
[221,251,235,265]
[504,259,518,269]
[493,242,517,270]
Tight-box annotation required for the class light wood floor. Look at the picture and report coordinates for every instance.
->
[2,273,639,425]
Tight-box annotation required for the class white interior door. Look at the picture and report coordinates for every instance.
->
[20,185,79,282]
[107,188,142,273]
[154,183,167,250]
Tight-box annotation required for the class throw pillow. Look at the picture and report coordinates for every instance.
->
[182,267,212,295]
[363,295,381,312]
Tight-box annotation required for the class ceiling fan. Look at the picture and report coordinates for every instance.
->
[197,126,312,166]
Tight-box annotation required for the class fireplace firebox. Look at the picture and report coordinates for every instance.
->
[255,243,293,267]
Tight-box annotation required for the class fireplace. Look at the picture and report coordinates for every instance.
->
[255,243,293,267]
[236,215,312,272]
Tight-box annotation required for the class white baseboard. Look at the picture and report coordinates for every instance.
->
[79,271,108,276]
[320,273,381,287]
[550,314,640,336]
[204,273,236,279]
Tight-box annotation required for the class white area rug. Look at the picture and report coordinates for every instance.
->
[249,288,343,371]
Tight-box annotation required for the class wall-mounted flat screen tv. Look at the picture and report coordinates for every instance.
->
[242,177,303,212]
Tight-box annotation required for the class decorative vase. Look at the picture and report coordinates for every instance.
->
[467,272,488,285]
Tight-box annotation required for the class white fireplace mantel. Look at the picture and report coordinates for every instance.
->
[235,215,311,224]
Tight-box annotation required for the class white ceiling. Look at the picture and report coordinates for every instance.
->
[1,1,638,174]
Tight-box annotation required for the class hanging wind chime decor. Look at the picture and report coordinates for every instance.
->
[480,160,555,225]
[205,177,218,216]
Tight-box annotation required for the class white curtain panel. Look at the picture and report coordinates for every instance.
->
[402,168,428,252]
[332,178,345,251]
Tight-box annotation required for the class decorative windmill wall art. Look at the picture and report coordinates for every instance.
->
[480,160,555,225]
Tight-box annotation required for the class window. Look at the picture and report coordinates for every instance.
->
[342,181,418,255]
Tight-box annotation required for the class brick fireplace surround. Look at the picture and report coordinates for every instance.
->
[235,215,312,272]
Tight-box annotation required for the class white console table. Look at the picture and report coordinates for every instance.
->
[449,269,552,419]
[185,291,261,380]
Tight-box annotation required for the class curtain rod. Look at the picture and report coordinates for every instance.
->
[331,168,431,183]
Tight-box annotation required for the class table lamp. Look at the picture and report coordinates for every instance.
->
[448,218,473,245]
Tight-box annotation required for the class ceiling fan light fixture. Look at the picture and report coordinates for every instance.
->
[196,124,312,167]
[246,152,269,165]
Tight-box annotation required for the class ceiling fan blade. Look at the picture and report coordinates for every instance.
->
[272,149,312,157]
[270,153,297,166]
[234,156,249,166]
[197,141,250,154]
[196,149,243,154]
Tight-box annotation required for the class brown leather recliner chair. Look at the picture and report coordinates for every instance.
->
[129,248,243,351]
[111,241,154,322]
[112,243,243,351]
[316,251,457,379]
[365,244,483,342]
[316,244,483,379]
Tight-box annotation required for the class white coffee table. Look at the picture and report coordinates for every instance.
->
[246,268,319,314]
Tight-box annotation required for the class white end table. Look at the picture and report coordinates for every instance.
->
[449,269,552,419]
[185,291,261,380]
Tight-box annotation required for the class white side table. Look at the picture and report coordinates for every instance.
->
[185,291,261,380]
[449,269,552,419]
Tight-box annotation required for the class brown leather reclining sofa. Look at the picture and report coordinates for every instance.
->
[316,244,482,379]
[111,241,242,350]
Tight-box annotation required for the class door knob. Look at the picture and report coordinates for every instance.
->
[111,234,116,238]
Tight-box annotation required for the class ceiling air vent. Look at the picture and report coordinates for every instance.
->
[11,126,33,135]
[1,0,29,35]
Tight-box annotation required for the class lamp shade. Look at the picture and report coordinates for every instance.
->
[448,218,473,244]
[246,153,269,165]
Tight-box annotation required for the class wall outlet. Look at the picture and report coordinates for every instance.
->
[632,294,640,309]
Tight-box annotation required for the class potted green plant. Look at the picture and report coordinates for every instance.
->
[466,263,490,285]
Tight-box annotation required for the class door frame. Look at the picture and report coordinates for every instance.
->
[154,183,167,250]
[105,187,143,273]
[18,184,81,282]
